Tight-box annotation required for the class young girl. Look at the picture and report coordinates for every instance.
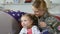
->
[19,14,41,34]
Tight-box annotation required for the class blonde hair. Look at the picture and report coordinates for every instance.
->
[32,0,49,14]
[32,0,47,8]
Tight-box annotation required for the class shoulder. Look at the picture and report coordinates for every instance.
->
[32,25,38,29]
[46,16,57,21]
[32,25,39,31]
[21,28,26,31]
[19,28,26,34]
[32,25,41,34]
[45,16,59,26]
[45,16,58,23]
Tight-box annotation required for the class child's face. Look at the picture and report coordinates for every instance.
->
[21,16,33,28]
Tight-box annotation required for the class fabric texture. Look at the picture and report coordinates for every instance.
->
[27,28,32,34]
[19,25,41,34]
[36,12,60,34]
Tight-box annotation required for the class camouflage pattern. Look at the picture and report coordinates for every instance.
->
[37,13,60,34]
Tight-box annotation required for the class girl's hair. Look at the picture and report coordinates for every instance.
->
[21,14,43,32]
[20,14,38,25]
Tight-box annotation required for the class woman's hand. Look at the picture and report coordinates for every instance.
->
[39,22,47,28]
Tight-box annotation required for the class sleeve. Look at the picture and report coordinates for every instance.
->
[33,26,41,34]
[19,28,25,34]
[45,16,58,26]
[42,29,49,34]
[45,16,60,34]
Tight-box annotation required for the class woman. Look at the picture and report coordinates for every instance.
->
[32,0,60,34]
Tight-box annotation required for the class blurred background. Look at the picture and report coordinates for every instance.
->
[0,0,60,15]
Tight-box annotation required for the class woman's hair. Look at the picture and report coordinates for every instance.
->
[32,0,47,8]
[32,0,41,8]
[32,0,48,13]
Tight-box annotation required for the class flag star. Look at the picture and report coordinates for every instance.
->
[12,14,15,16]
[10,10,13,12]
[6,11,9,12]
[17,14,20,16]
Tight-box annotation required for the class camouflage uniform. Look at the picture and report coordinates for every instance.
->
[36,13,60,34]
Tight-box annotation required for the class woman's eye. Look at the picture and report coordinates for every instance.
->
[24,20,27,21]
[34,10,40,12]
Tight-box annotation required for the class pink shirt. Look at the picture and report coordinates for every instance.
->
[27,28,32,34]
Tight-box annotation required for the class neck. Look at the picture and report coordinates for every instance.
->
[27,25,33,29]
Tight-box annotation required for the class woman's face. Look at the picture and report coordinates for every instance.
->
[32,6,45,17]
[21,16,33,28]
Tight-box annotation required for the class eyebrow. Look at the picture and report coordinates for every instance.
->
[34,10,39,12]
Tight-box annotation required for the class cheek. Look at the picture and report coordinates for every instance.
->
[21,22,26,27]
[34,12,40,16]
[39,12,45,15]
[21,23,24,26]
[27,21,32,26]
[29,22,33,25]
[22,21,29,26]
[35,12,40,14]
[26,21,30,25]
[39,13,43,15]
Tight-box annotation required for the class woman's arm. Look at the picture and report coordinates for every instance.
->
[45,16,60,34]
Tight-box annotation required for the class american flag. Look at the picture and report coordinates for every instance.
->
[4,10,26,22]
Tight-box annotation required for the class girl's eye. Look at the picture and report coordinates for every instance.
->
[21,20,27,22]
[24,20,27,21]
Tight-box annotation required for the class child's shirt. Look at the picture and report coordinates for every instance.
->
[27,28,32,34]
[41,26,53,34]
[19,25,41,34]
[42,29,49,34]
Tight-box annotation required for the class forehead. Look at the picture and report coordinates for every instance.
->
[32,6,38,11]
[32,6,46,11]
[21,16,30,20]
